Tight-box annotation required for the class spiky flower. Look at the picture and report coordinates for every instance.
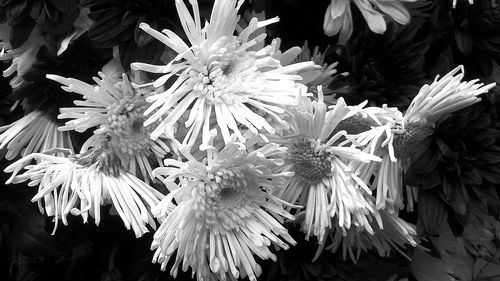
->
[349,65,496,214]
[272,88,381,244]
[131,0,318,151]
[4,137,164,237]
[48,64,170,181]
[151,133,295,281]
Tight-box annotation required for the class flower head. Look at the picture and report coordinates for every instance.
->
[348,65,496,214]
[131,0,317,150]
[4,137,164,237]
[272,88,381,243]
[323,0,415,44]
[151,133,295,281]
[48,65,170,181]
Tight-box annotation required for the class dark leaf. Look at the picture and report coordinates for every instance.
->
[455,29,473,55]
[418,188,447,236]
[10,18,35,48]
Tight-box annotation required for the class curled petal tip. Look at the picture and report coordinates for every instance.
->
[139,22,150,30]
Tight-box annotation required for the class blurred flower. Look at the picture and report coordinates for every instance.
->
[48,62,170,182]
[150,134,295,281]
[4,137,164,238]
[131,0,318,150]
[0,110,74,160]
[83,0,179,69]
[331,22,429,108]
[273,88,381,244]
[0,23,45,89]
[323,0,415,44]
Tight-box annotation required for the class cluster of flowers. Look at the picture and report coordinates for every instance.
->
[0,0,497,280]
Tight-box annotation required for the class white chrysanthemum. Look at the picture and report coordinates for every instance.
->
[349,65,496,213]
[131,0,318,150]
[0,110,74,160]
[404,65,495,125]
[151,134,295,281]
[47,70,170,182]
[273,88,381,244]
[4,142,164,237]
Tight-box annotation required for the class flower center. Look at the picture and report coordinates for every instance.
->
[393,122,434,160]
[193,168,253,232]
[106,94,155,156]
[188,36,258,105]
[335,113,379,135]
[290,139,332,184]
[73,136,123,176]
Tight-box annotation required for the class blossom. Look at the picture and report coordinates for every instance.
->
[48,65,170,182]
[348,65,496,214]
[131,0,318,150]
[0,110,74,160]
[323,0,415,44]
[0,24,45,89]
[272,87,381,244]
[4,137,164,237]
[150,133,295,281]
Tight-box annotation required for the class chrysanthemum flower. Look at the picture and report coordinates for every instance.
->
[0,24,45,89]
[131,0,318,150]
[151,133,295,281]
[323,0,415,44]
[48,66,170,182]
[0,110,74,160]
[349,65,496,213]
[4,137,164,238]
[272,87,381,244]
